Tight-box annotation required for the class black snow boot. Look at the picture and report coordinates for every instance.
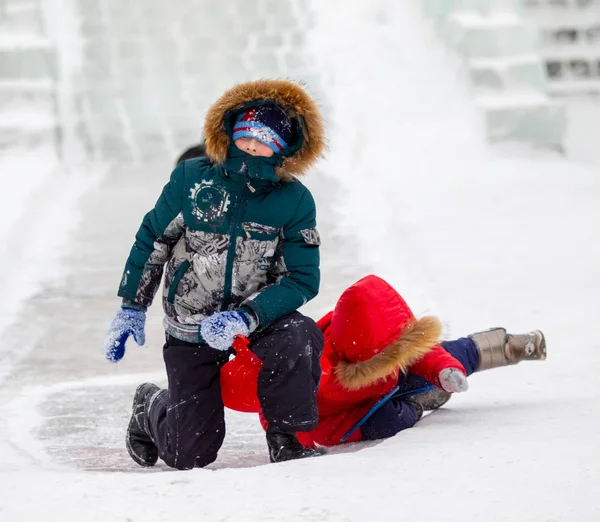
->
[266,424,321,463]
[126,383,160,467]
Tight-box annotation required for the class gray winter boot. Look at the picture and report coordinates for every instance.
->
[469,328,547,371]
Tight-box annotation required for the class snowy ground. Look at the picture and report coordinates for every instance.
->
[1,1,599,521]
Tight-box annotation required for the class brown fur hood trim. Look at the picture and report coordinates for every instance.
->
[203,79,326,181]
[334,316,443,391]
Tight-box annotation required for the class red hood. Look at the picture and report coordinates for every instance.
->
[330,275,415,362]
[328,275,442,391]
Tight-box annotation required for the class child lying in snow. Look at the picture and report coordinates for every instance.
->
[221,274,546,449]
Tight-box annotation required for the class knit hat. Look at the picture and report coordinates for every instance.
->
[232,105,293,154]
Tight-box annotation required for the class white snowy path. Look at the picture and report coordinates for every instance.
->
[1,1,600,521]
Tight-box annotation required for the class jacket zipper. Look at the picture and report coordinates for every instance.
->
[243,183,255,238]
[221,180,254,311]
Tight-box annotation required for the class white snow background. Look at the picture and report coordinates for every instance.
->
[1,1,599,521]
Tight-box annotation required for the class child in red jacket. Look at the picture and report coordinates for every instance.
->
[222,274,546,450]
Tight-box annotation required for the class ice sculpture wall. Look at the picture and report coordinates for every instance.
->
[423,0,566,151]
[0,0,58,150]
[523,0,600,94]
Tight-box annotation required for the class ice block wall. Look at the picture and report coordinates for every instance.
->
[423,0,566,150]
[0,0,58,150]
[523,0,600,94]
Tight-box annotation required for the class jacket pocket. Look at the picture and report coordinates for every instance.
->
[167,260,191,304]
[242,222,280,241]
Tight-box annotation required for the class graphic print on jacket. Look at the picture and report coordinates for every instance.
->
[189,179,231,224]
[162,229,230,326]
[232,222,281,299]
[160,221,285,325]
[117,80,326,342]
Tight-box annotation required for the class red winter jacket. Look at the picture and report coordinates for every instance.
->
[221,274,465,447]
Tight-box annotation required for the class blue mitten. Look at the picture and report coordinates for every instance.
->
[104,307,146,362]
[200,311,250,351]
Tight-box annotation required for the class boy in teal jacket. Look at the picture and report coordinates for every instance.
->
[103,79,326,468]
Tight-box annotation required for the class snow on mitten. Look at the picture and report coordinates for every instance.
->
[438,368,469,393]
[104,307,146,362]
[200,311,250,351]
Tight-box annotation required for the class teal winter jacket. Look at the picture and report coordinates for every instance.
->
[117,79,326,342]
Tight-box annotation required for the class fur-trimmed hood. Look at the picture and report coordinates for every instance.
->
[203,79,326,181]
[329,275,443,391]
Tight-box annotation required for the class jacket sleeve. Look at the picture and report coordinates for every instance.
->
[242,188,320,329]
[409,344,466,388]
[117,163,186,308]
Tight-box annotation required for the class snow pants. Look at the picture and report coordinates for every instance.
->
[147,311,323,469]
[361,337,480,440]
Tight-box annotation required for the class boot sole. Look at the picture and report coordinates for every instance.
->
[125,430,155,467]
[538,331,547,360]
[531,330,547,361]
[126,384,158,467]
[269,447,324,464]
[415,388,452,411]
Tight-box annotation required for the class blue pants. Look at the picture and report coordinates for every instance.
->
[361,337,479,441]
